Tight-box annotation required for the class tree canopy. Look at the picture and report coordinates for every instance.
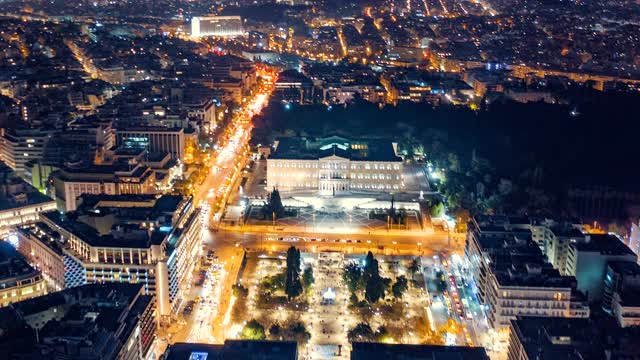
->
[392,275,409,299]
[284,246,302,299]
[241,319,266,340]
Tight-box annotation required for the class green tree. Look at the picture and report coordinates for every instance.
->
[392,275,409,299]
[268,323,282,339]
[261,188,286,220]
[302,266,314,289]
[382,277,393,293]
[343,263,364,292]
[365,274,386,303]
[435,271,447,292]
[347,323,376,342]
[241,319,266,340]
[285,246,302,299]
[454,208,470,233]
[232,284,248,297]
[408,258,420,280]
[349,292,359,307]
[288,321,311,344]
[363,251,379,282]
[260,273,286,292]
[430,202,445,218]
[375,325,391,342]
[270,188,285,218]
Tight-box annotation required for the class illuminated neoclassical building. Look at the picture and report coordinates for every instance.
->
[267,136,404,195]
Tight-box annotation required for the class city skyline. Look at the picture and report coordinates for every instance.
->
[0,0,640,359]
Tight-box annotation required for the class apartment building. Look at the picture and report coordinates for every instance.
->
[0,241,47,307]
[0,163,56,234]
[3,283,156,360]
[20,194,201,318]
[0,128,57,178]
[465,216,589,330]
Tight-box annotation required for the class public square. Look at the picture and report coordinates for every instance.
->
[218,248,492,359]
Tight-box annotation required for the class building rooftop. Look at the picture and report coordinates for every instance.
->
[350,342,490,360]
[510,317,605,360]
[40,209,157,249]
[470,215,583,290]
[617,288,640,307]
[271,136,402,162]
[576,234,636,257]
[41,194,189,249]
[608,260,640,277]
[0,241,41,288]
[164,340,298,360]
[2,283,153,359]
[0,162,55,211]
[17,223,64,256]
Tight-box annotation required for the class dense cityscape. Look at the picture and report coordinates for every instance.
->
[0,0,640,359]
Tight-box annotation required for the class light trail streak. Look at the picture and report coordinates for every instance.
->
[422,0,432,16]
[438,0,450,14]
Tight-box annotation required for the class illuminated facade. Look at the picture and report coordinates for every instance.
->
[115,127,187,161]
[52,163,157,211]
[267,137,403,195]
[191,16,243,37]
[16,226,66,291]
[0,241,47,307]
[465,216,589,330]
[29,194,202,317]
[0,164,56,235]
[0,128,56,178]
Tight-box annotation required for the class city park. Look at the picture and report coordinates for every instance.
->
[224,245,468,358]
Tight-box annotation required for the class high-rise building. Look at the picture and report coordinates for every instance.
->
[191,16,243,37]
[465,216,589,329]
[0,128,57,179]
[537,226,637,303]
[16,194,202,318]
[115,127,189,161]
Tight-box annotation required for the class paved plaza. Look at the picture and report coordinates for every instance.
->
[228,250,492,359]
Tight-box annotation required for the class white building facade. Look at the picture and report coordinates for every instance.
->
[267,137,404,195]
